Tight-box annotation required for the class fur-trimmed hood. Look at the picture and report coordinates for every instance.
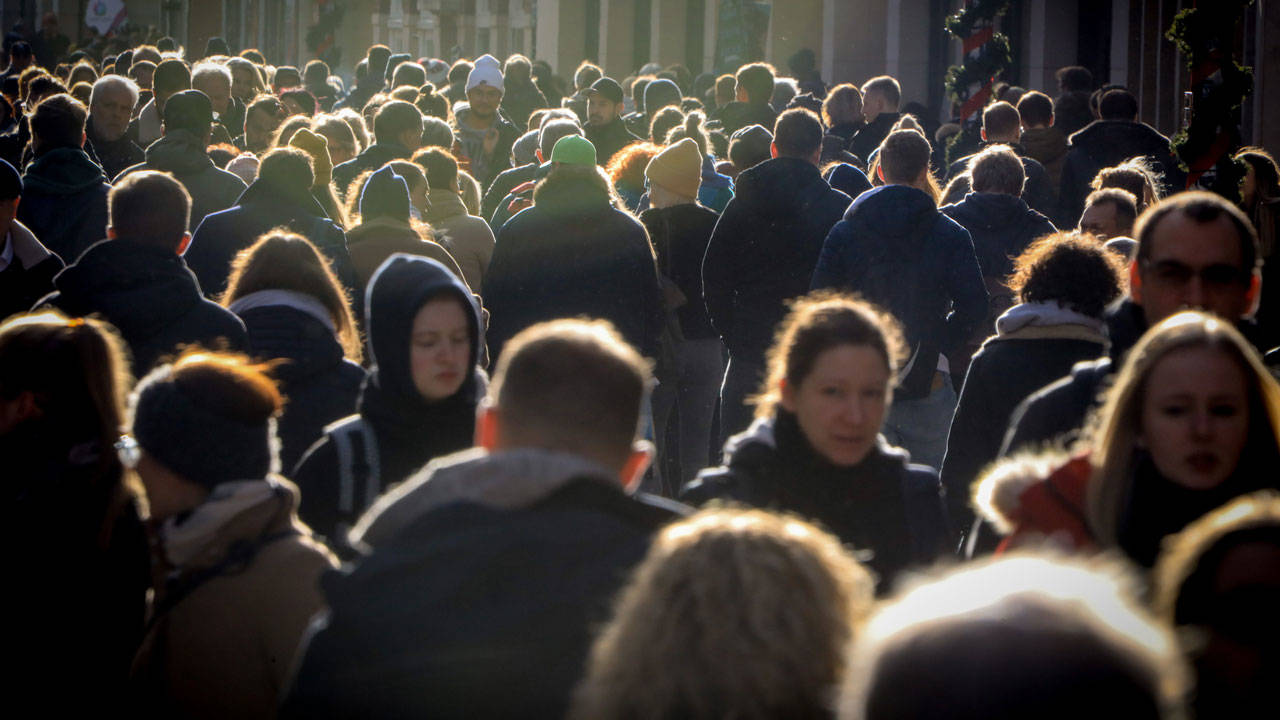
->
[972,452,1094,551]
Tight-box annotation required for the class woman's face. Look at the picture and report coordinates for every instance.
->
[407,178,430,214]
[409,297,471,402]
[1140,345,1250,490]
[230,66,257,101]
[782,344,891,467]
[1241,164,1258,209]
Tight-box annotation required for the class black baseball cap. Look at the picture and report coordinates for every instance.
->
[163,89,214,133]
[586,77,624,105]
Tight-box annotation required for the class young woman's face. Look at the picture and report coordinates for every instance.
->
[782,344,891,467]
[409,297,471,402]
[1140,345,1250,490]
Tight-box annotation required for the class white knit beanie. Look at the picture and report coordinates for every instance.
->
[466,54,504,92]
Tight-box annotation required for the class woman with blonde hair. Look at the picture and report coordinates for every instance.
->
[976,310,1280,566]
[221,231,367,470]
[571,508,874,720]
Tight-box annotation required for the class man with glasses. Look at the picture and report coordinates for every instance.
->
[998,191,1264,457]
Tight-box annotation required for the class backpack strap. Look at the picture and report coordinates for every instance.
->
[326,416,381,516]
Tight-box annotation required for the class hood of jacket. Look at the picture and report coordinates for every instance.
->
[700,153,733,190]
[841,184,941,250]
[229,293,345,380]
[52,237,204,338]
[8,219,54,269]
[732,156,833,221]
[992,301,1107,343]
[424,187,470,223]
[531,167,615,215]
[1101,298,1148,362]
[159,477,305,569]
[972,453,1089,537]
[22,147,108,195]
[1068,120,1172,164]
[1020,126,1068,164]
[944,192,1034,232]
[234,175,328,218]
[350,447,625,547]
[141,128,216,176]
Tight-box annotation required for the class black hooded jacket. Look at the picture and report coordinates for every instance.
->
[84,116,144,181]
[941,192,1056,279]
[38,237,248,373]
[17,147,111,264]
[115,128,247,230]
[811,185,988,399]
[585,116,641,166]
[848,112,901,165]
[292,255,485,544]
[1059,119,1186,223]
[702,157,851,363]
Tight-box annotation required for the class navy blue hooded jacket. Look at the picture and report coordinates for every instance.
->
[17,147,110,263]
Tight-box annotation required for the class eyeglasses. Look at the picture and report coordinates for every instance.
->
[114,434,140,470]
[1142,259,1250,289]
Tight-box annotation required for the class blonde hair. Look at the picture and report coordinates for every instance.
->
[572,508,873,720]
[1087,311,1280,545]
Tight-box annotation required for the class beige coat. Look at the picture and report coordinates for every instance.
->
[131,479,338,719]
[345,216,468,291]
[426,188,496,290]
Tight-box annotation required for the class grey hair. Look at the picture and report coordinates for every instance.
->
[90,74,140,109]
[969,144,1026,196]
[539,118,583,158]
[192,61,233,89]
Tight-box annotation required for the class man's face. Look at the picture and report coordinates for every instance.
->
[1134,212,1255,327]
[863,93,883,123]
[467,84,503,120]
[1079,201,1124,240]
[90,85,134,141]
[245,105,283,151]
[231,66,257,101]
[586,94,618,127]
[131,66,154,91]
[193,75,231,116]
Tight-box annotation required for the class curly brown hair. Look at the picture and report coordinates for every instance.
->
[1007,232,1126,317]
[605,141,663,196]
[570,508,873,720]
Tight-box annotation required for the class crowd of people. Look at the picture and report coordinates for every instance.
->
[2,28,1279,719]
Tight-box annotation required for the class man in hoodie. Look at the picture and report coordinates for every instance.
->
[703,108,852,443]
[0,158,61,318]
[332,100,423,199]
[453,54,521,190]
[812,129,988,470]
[1058,88,1184,227]
[16,93,110,264]
[36,171,246,373]
[84,75,144,180]
[584,76,639,166]
[116,89,246,229]
[848,75,903,164]
[281,318,688,719]
[187,147,355,298]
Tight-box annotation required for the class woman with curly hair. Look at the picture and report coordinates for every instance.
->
[571,508,874,720]
[682,292,952,588]
[942,232,1126,535]
[605,140,662,213]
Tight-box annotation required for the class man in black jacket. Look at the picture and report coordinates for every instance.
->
[281,319,688,720]
[715,63,779,136]
[331,100,422,199]
[1001,192,1263,458]
[84,75,144,180]
[848,75,902,163]
[943,101,1055,218]
[584,77,639,166]
[703,108,852,443]
[36,171,247,374]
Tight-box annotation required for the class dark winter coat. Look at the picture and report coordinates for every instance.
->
[848,112,901,166]
[17,147,110,263]
[702,157,851,364]
[230,299,366,471]
[945,145,1056,218]
[681,412,952,589]
[940,302,1107,531]
[500,78,549,131]
[1059,120,1185,225]
[84,117,144,181]
[187,178,357,299]
[586,116,641,166]
[0,219,62,319]
[452,107,522,190]
[292,255,484,545]
[482,170,665,362]
[825,162,873,200]
[481,161,536,222]
[1019,126,1069,200]
[715,100,778,136]
[280,448,688,720]
[640,203,720,340]
[39,237,248,373]
[811,185,988,399]
[941,192,1056,280]
[116,128,247,230]
[331,142,411,200]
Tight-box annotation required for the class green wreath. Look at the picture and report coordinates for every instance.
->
[943,0,1013,166]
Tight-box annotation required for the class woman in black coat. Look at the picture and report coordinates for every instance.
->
[681,292,951,589]
[292,253,485,548]
[222,231,367,471]
[941,232,1126,534]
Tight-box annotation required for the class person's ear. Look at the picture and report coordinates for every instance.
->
[979,127,988,142]
[1048,112,1056,128]
[106,225,117,239]
[779,377,797,413]
[770,141,779,159]
[876,163,885,183]
[79,130,86,148]
[475,403,501,451]
[175,232,192,256]
[620,439,654,494]
[1246,270,1262,318]
[1128,259,1143,303]
[535,148,544,163]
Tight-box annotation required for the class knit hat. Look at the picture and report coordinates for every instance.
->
[0,158,21,200]
[289,128,333,188]
[729,123,773,167]
[360,165,410,221]
[163,89,214,133]
[129,364,278,488]
[643,78,681,115]
[424,58,450,87]
[550,134,597,167]
[645,137,703,199]
[466,54,504,92]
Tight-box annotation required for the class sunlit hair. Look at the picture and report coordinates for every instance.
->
[823,83,863,128]
[664,110,710,157]
[755,291,907,419]
[1087,312,1280,545]
[1008,232,1126,317]
[1152,490,1280,625]
[1234,146,1280,258]
[649,106,684,145]
[1092,158,1161,210]
[571,508,874,719]
[872,122,941,203]
[605,141,663,196]
[270,114,311,148]
[839,553,1190,720]
[333,107,370,151]
[220,231,362,362]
